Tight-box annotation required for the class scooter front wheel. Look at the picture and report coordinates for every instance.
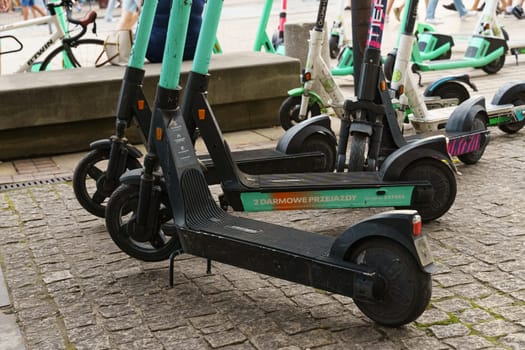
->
[105,184,180,262]
[347,133,368,171]
[348,237,432,327]
[279,96,322,130]
[73,148,142,218]
[397,159,457,222]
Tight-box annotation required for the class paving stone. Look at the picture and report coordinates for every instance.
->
[204,329,247,348]
[500,333,525,349]
[289,328,337,348]
[443,335,495,350]
[428,324,470,339]
[471,320,524,338]
[475,294,515,309]
[401,337,450,350]
[415,308,451,325]
[433,298,473,313]
[456,308,494,324]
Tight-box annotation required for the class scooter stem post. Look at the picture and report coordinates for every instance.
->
[127,0,158,69]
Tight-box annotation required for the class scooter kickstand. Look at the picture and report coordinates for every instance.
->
[207,259,212,274]
[168,249,183,288]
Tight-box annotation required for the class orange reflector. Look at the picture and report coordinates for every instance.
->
[155,127,163,141]
[412,215,422,236]
[304,72,312,81]
[198,109,206,120]
[137,100,145,110]
[399,85,405,95]
[380,80,387,91]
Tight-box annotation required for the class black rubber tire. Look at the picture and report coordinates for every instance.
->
[347,133,368,172]
[497,91,525,134]
[300,134,336,172]
[425,82,470,104]
[457,114,488,164]
[279,96,322,130]
[105,184,180,262]
[397,159,457,222]
[329,34,340,59]
[40,38,105,70]
[348,237,432,327]
[481,53,505,74]
[73,148,142,218]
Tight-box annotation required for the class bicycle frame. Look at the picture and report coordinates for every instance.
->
[0,1,74,73]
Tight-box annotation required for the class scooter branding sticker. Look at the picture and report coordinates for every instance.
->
[240,187,414,212]
[391,69,402,83]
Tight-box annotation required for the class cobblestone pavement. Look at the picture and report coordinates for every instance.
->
[1,2,525,350]
[1,127,525,350]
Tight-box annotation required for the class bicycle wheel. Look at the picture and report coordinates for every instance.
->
[39,38,105,71]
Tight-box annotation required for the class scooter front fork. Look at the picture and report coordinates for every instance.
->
[103,136,129,193]
[336,117,351,172]
[132,154,161,242]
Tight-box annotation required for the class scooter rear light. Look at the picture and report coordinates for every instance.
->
[412,214,422,236]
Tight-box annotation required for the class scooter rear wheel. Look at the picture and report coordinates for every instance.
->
[279,96,322,130]
[497,91,525,134]
[348,237,432,327]
[329,34,340,59]
[457,114,488,164]
[73,148,142,218]
[397,159,456,222]
[425,81,470,104]
[105,184,180,262]
[300,134,336,172]
[481,54,505,74]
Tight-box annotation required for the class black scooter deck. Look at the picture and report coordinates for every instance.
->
[242,171,413,190]
[177,168,373,296]
[199,148,327,185]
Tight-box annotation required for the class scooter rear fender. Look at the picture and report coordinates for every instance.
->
[287,87,325,109]
[276,114,336,153]
[119,168,166,190]
[424,74,478,96]
[379,135,455,180]
[329,210,435,273]
[446,96,488,131]
[89,139,143,159]
[492,81,525,105]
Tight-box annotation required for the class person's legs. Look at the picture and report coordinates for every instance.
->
[117,0,139,30]
[21,0,30,19]
[426,0,439,19]
[453,0,467,16]
[31,3,46,16]
[470,0,480,10]
[105,0,117,22]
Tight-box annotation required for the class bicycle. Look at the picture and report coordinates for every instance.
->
[0,0,103,73]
